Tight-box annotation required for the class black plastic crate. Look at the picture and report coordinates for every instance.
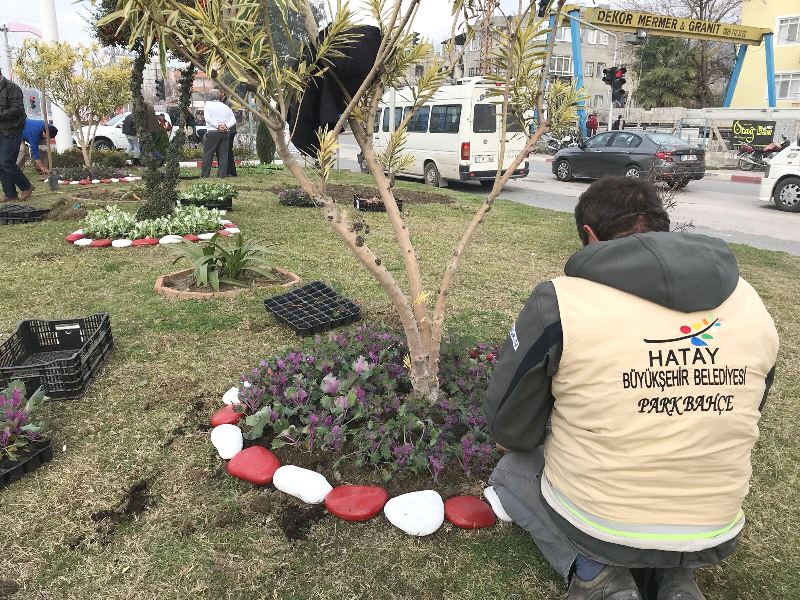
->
[0,314,113,399]
[0,439,53,490]
[178,197,233,211]
[0,204,49,225]
[264,282,361,336]
[353,194,402,212]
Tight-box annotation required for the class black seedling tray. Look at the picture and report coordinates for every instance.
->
[0,204,49,224]
[179,197,233,211]
[0,439,53,490]
[353,194,402,212]
[264,281,361,336]
[0,313,113,399]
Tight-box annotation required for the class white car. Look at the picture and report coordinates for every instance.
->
[758,144,800,212]
[76,111,173,151]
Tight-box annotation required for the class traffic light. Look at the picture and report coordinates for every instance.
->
[29,95,37,110]
[155,79,166,100]
[612,66,627,108]
[537,0,550,18]
[602,67,614,86]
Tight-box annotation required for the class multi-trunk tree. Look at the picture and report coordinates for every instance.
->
[100,0,581,402]
[15,41,132,168]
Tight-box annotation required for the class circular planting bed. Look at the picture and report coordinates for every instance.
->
[155,266,300,299]
[55,176,142,185]
[206,326,511,537]
[66,221,240,248]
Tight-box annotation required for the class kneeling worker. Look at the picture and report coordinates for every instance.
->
[484,177,779,600]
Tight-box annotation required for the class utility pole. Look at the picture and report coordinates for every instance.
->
[39,0,73,153]
[0,26,12,80]
[479,0,499,75]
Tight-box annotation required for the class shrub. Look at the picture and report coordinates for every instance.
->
[81,204,224,239]
[181,181,238,205]
[278,187,314,207]
[169,233,273,291]
[256,120,276,164]
[236,326,499,481]
[51,147,131,168]
[0,381,47,463]
[53,165,128,181]
[179,145,204,160]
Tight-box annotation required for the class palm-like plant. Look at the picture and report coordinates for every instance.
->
[170,234,274,292]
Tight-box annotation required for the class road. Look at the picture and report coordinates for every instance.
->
[335,135,800,256]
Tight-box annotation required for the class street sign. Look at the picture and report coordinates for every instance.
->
[731,120,776,147]
[584,8,770,45]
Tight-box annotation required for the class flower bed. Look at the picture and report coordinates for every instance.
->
[207,327,509,536]
[0,381,51,490]
[49,165,142,186]
[65,205,240,249]
[179,181,238,211]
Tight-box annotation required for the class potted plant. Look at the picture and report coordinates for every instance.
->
[1,380,52,489]
[155,233,300,299]
[179,181,238,211]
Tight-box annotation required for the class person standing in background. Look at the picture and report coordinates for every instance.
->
[612,115,623,131]
[0,68,34,201]
[201,89,235,178]
[219,89,238,177]
[586,113,598,137]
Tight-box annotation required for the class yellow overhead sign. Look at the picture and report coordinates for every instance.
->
[584,8,771,45]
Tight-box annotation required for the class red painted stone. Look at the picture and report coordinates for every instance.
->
[211,404,242,427]
[79,179,91,185]
[100,178,112,184]
[217,229,232,237]
[182,234,201,242]
[324,485,389,522]
[65,232,85,243]
[444,495,496,529]
[226,446,281,485]
[131,237,159,246]
[223,223,238,230]
[88,238,112,248]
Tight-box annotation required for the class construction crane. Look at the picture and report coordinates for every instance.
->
[479,0,499,75]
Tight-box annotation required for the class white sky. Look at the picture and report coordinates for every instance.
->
[1,0,616,50]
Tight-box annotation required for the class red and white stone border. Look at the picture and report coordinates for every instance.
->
[45,176,143,186]
[65,219,240,248]
[210,386,507,534]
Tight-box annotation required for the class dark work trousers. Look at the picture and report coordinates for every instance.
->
[226,124,237,177]
[201,129,230,178]
[489,447,738,588]
[0,133,31,198]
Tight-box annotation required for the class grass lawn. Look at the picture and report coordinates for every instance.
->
[1,166,798,599]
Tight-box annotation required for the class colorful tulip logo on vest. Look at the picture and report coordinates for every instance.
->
[643,317,723,347]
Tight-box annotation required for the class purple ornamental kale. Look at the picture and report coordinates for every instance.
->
[321,373,340,395]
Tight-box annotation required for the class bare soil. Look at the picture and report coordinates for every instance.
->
[165,269,292,293]
[326,184,454,206]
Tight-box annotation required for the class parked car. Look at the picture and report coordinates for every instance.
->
[552,130,705,188]
[758,144,800,212]
[75,111,173,151]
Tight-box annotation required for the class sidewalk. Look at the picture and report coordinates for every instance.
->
[526,154,763,185]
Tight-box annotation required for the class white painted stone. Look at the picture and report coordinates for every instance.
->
[198,232,216,240]
[73,238,93,246]
[383,490,444,536]
[219,219,233,225]
[71,229,83,236]
[112,239,133,248]
[222,386,241,405]
[91,179,100,184]
[210,424,243,460]
[483,486,513,522]
[159,235,184,245]
[69,180,80,185]
[272,465,333,504]
[225,227,241,234]
[110,178,119,183]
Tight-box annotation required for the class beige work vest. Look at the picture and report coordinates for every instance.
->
[545,276,779,528]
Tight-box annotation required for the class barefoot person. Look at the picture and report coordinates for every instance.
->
[0,68,34,201]
[484,177,779,600]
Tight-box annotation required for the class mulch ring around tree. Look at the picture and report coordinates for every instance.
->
[253,182,455,206]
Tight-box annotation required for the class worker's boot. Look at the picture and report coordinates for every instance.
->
[19,186,34,201]
[655,568,705,600]
[567,565,642,600]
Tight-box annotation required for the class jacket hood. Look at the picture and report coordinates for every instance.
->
[564,232,739,313]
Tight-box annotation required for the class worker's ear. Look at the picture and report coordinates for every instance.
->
[582,225,601,245]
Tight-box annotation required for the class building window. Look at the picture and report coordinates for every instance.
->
[415,65,424,79]
[550,55,573,76]
[468,67,476,77]
[778,17,800,45]
[594,94,606,108]
[470,35,480,51]
[586,29,597,44]
[598,32,609,45]
[585,62,595,77]
[596,62,606,78]
[775,72,800,99]
[555,27,571,42]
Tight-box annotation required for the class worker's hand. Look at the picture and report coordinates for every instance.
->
[495,443,510,454]
[218,124,228,133]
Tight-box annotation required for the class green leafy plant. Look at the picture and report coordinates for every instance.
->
[181,181,239,204]
[169,233,273,292]
[82,204,223,239]
[1,380,47,463]
[256,120,276,164]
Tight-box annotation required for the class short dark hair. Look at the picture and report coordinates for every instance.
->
[574,176,670,244]
[46,125,58,139]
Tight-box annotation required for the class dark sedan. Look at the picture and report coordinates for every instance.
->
[551,130,705,188]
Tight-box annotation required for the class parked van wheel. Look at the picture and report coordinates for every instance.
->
[774,177,800,212]
[424,161,441,187]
